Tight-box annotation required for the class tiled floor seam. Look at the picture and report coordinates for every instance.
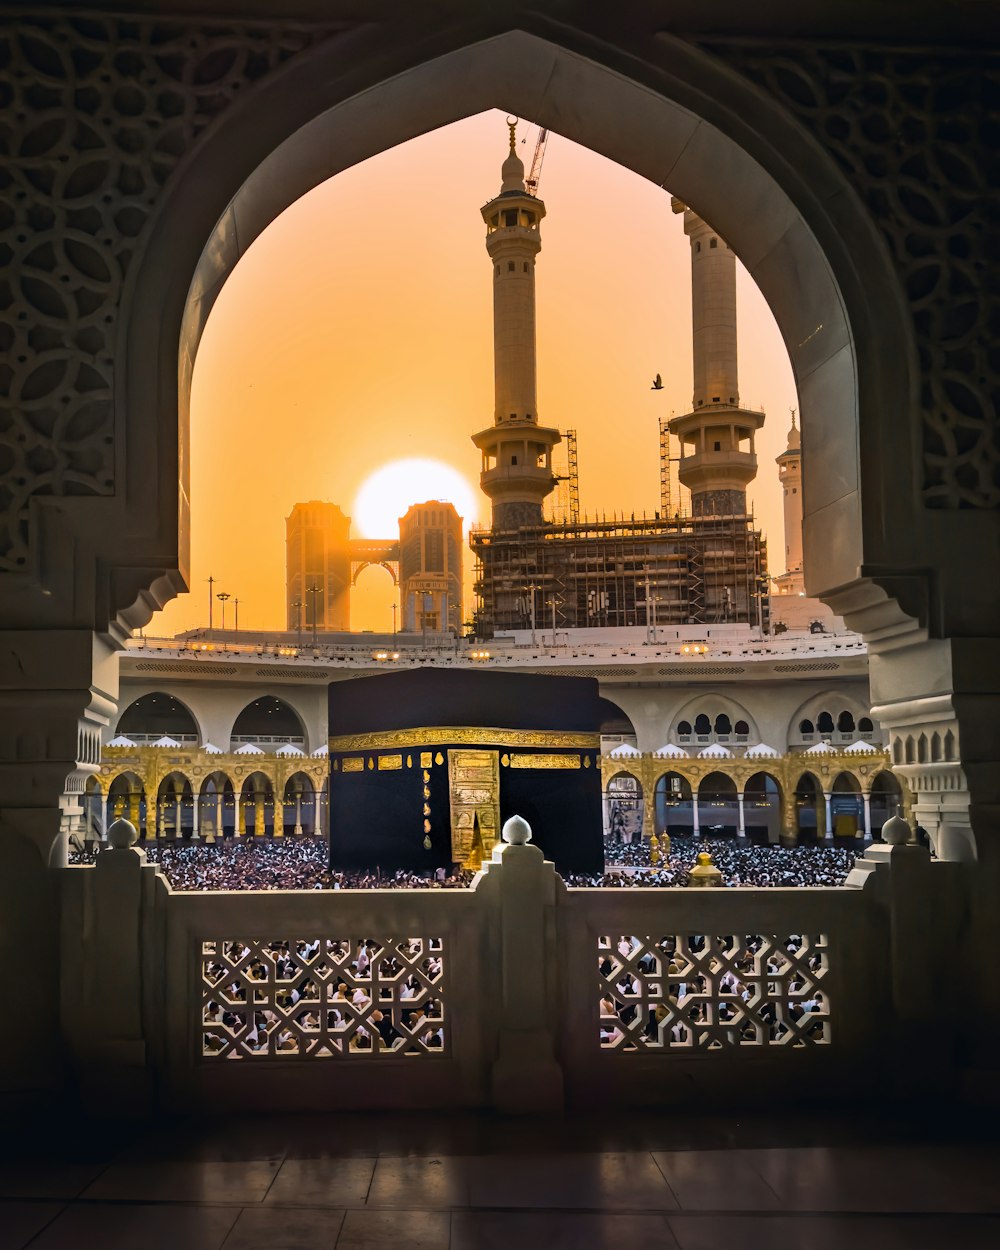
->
[17,1201,69,1250]
[648,1150,683,1208]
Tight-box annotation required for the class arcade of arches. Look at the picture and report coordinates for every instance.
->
[1,4,998,1112]
[91,749,327,840]
[601,750,904,847]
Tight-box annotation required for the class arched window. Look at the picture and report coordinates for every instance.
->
[734,720,749,736]
[817,711,835,734]
[837,710,855,733]
[904,736,915,764]
[694,714,711,735]
[676,720,692,736]
[917,733,928,763]
[893,738,903,764]
[714,713,732,735]
[799,718,815,735]
[931,731,942,762]
[858,717,873,734]
[944,729,956,760]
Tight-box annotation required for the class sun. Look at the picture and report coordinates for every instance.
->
[351,458,480,538]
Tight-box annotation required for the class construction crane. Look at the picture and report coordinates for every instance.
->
[524,126,549,196]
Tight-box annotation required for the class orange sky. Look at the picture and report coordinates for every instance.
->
[151,110,797,637]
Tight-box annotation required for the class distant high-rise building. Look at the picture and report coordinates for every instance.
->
[285,502,352,633]
[399,502,463,634]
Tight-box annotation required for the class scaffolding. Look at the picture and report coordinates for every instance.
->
[546,428,580,526]
[471,511,769,637]
[658,418,686,519]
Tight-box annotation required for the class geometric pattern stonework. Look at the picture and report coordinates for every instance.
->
[599,932,831,1051]
[705,42,1000,509]
[201,936,446,1059]
[0,12,349,568]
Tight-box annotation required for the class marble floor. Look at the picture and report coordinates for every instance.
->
[2,1105,998,1249]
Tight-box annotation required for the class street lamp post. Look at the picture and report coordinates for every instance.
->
[307,584,321,644]
[391,601,397,642]
[216,591,230,632]
[546,595,558,647]
[291,599,303,647]
[207,574,215,634]
[525,582,538,647]
[234,597,240,632]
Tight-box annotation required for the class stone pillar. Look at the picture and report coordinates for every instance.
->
[824,792,833,843]
[692,794,701,837]
[235,796,245,837]
[862,791,872,841]
[483,817,564,1112]
[846,835,963,1088]
[254,792,265,836]
[190,792,200,841]
[173,790,182,839]
[74,818,154,1111]
[214,793,223,841]
[736,791,746,841]
[294,790,303,837]
[780,798,798,848]
[274,795,284,837]
[128,792,140,832]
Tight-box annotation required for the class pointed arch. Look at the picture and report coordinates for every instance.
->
[284,769,319,835]
[604,770,643,843]
[230,696,307,750]
[744,771,783,845]
[654,770,693,839]
[115,690,200,743]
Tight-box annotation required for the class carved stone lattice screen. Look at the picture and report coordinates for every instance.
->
[598,932,831,1051]
[201,936,446,1059]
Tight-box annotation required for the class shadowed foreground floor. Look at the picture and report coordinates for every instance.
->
[1,1104,998,1249]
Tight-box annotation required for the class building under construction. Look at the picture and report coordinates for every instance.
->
[472,512,768,636]
[470,126,770,640]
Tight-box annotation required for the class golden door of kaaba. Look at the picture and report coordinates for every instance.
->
[447,748,500,869]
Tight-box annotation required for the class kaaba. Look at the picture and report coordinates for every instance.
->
[328,669,603,875]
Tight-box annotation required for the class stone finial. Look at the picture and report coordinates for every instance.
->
[881,805,912,846]
[107,817,138,849]
[501,815,532,845]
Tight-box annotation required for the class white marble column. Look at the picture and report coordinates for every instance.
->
[737,792,746,840]
[191,792,200,841]
[692,795,701,837]
[824,792,833,841]
[862,791,872,841]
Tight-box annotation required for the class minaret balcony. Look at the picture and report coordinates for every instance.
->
[677,449,759,494]
[481,464,555,491]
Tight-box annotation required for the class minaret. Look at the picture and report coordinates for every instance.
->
[774,409,805,594]
[667,199,764,517]
[472,120,560,531]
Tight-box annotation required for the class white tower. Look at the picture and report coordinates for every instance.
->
[472,121,561,531]
[774,410,805,596]
[668,199,764,517]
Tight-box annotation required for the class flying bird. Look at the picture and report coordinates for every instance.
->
[651,374,663,390]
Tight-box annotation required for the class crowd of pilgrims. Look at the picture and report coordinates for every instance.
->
[69,831,857,889]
